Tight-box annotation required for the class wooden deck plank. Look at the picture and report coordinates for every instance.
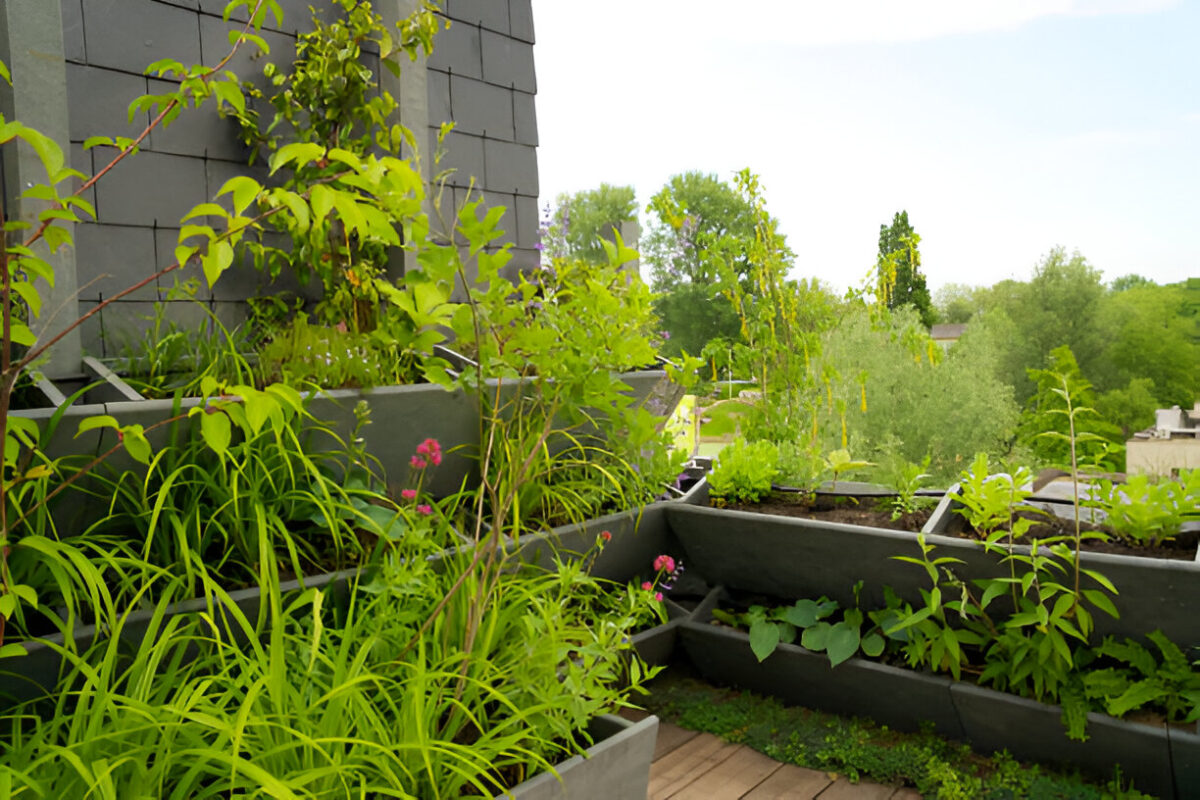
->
[667,746,783,799]
[816,777,900,799]
[654,722,701,761]
[742,763,835,799]
[648,733,742,799]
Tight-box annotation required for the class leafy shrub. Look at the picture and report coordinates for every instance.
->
[1094,473,1198,546]
[708,438,779,505]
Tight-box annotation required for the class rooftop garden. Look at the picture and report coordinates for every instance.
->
[1,1,1198,798]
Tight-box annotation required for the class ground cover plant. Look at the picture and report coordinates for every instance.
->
[645,672,1155,799]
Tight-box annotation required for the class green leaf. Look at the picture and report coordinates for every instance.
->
[826,622,861,667]
[1081,590,1119,619]
[218,175,261,216]
[8,322,34,346]
[801,621,831,652]
[861,632,885,658]
[202,240,234,286]
[270,142,325,175]
[0,643,27,659]
[781,598,836,628]
[200,409,231,457]
[310,184,334,225]
[749,620,780,662]
[122,425,152,465]
[76,415,119,436]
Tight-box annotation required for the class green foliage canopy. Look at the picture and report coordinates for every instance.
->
[644,171,765,356]
[876,211,934,328]
[541,183,637,265]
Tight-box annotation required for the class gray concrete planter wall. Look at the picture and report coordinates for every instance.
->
[667,503,1200,645]
[17,367,675,501]
[680,590,962,740]
[679,588,1189,799]
[499,714,658,800]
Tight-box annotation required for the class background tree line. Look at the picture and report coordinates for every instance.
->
[545,174,1199,477]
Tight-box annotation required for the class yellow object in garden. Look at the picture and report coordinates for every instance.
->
[666,394,696,455]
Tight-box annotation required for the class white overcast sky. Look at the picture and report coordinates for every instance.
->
[530,0,1200,294]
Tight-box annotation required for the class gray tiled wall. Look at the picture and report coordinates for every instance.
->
[4,0,537,361]
[428,0,538,276]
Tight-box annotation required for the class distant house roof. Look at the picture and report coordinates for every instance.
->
[930,323,967,341]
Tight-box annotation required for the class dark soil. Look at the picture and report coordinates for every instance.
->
[723,492,932,533]
[719,492,1198,562]
[948,509,1200,562]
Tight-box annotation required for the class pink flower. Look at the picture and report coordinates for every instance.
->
[641,581,653,592]
[655,592,663,602]
[416,504,432,515]
[414,439,443,468]
[401,489,417,500]
[653,555,676,574]
[600,531,612,542]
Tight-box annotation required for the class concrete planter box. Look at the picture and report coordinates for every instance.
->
[679,589,963,739]
[950,682,1178,799]
[667,502,1200,645]
[498,713,658,800]
[678,586,1187,798]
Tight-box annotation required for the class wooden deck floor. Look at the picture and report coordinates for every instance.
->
[643,718,921,799]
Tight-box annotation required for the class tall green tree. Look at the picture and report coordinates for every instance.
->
[643,172,764,356]
[1093,282,1199,409]
[876,211,935,328]
[986,247,1106,404]
[541,184,637,265]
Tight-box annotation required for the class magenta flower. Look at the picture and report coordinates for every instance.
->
[417,504,433,515]
[401,489,417,501]
[600,530,612,542]
[654,592,663,602]
[653,555,676,574]
[410,455,427,469]
[641,581,653,592]
[416,438,443,467]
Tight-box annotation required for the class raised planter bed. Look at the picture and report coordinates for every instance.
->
[498,713,658,800]
[678,587,1190,799]
[665,502,1200,645]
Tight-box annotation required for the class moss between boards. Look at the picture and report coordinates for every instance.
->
[643,672,1155,800]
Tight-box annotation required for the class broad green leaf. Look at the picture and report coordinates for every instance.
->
[8,322,35,347]
[749,620,780,662]
[801,621,831,652]
[76,415,119,436]
[270,142,325,175]
[826,622,861,667]
[122,426,152,465]
[200,410,231,456]
[202,240,234,286]
[781,598,836,628]
[218,175,261,216]
[310,184,334,225]
[861,632,885,658]
[0,643,27,658]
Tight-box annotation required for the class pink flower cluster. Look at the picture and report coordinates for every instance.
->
[410,438,443,470]
[641,553,684,604]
